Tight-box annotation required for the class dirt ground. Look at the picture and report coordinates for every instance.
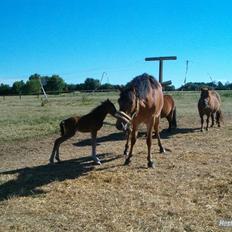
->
[0,115,232,231]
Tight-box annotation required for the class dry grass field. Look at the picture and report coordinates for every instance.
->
[0,91,232,231]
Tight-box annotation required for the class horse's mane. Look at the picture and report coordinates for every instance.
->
[125,73,160,100]
[90,100,110,114]
[211,90,221,103]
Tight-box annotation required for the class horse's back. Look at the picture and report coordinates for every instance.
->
[211,90,221,100]
[161,95,175,118]
[209,90,221,112]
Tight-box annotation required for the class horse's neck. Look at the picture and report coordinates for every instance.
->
[93,105,108,122]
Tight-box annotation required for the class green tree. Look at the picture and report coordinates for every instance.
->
[46,75,65,93]
[99,83,115,90]
[29,73,41,81]
[23,79,40,94]
[84,78,100,90]
[0,83,11,95]
[12,81,25,94]
[217,81,225,90]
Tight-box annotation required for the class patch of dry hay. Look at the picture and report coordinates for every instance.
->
[0,116,232,231]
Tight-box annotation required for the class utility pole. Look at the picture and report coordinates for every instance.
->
[39,77,48,100]
[145,56,177,84]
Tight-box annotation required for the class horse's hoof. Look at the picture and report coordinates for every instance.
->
[49,159,54,164]
[124,159,131,166]
[160,148,166,153]
[55,157,61,162]
[148,161,154,168]
[93,157,101,165]
[94,161,101,165]
[124,150,128,156]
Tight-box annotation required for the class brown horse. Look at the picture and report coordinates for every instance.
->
[50,99,117,165]
[198,88,222,131]
[161,94,177,131]
[116,73,165,168]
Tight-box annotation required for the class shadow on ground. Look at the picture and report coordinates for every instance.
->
[159,127,200,139]
[136,127,200,140]
[73,131,126,147]
[0,153,120,202]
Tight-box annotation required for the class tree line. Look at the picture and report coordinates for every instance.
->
[177,81,232,91]
[0,73,232,95]
[0,74,122,95]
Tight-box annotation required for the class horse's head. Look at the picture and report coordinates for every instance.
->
[200,88,211,107]
[200,88,210,99]
[116,87,137,131]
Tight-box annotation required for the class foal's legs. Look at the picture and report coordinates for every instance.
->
[91,130,101,165]
[49,133,75,163]
[124,125,138,165]
[154,116,165,153]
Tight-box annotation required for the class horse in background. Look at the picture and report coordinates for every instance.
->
[50,99,117,165]
[198,88,223,131]
[161,94,177,131]
[115,73,165,168]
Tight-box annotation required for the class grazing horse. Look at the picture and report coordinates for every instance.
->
[198,88,222,131]
[50,99,117,165]
[161,94,177,131]
[115,73,165,168]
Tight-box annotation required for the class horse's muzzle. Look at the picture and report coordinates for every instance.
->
[114,111,132,131]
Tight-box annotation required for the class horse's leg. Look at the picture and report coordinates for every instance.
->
[49,134,74,163]
[124,126,137,165]
[146,118,155,168]
[200,115,204,132]
[91,130,101,165]
[50,138,59,163]
[206,114,210,131]
[216,110,221,127]
[154,116,166,153]
[167,115,172,132]
[123,130,131,156]
[210,113,215,127]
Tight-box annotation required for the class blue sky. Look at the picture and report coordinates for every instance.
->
[0,0,232,87]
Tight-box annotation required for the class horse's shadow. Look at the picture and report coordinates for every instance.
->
[159,127,200,139]
[73,131,126,147]
[137,127,200,139]
[0,153,120,202]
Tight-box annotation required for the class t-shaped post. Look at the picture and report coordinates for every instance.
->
[145,56,177,83]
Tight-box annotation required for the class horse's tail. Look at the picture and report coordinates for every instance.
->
[60,120,66,136]
[216,109,223,124]
[171,106,177,128]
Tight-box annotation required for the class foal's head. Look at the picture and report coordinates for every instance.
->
[102,99,117,116]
